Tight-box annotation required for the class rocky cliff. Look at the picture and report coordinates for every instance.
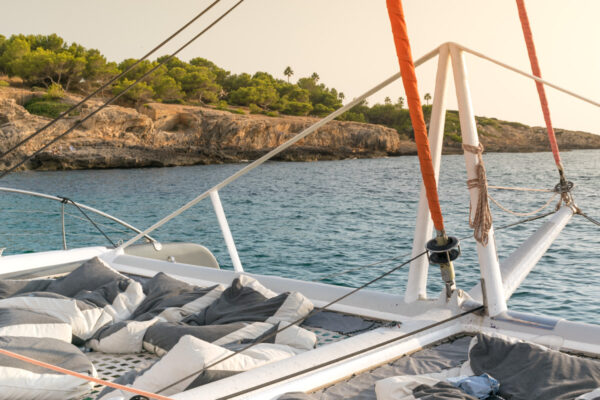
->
[0,87,598,171]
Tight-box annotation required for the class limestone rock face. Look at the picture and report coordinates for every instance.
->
[0,87,598,171]
[0,93,412,171]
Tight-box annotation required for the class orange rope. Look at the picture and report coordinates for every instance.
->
[0,348,174,400]
[515,0,563,169]
[386,0,445,232]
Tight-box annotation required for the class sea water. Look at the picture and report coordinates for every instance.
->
[1,150,598,324]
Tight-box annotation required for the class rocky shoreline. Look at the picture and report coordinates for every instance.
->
[1,87,599,171]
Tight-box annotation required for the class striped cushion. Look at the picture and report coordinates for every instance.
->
[0,308,72,342]
[0,336,96,400]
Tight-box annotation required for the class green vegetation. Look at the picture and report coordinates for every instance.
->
[0,34,341,114]
[284,66,293,83]
[0,34,117,92]
[24,97,71,118]
[337,98,466,141]
[45,82,65,99]
[504,120,529,129]
[478,116,501,128]
[23,82,76,118]
[339,99,412,138]
[424,92,431,106]
[0,80,8,87]
[0,33,516,141]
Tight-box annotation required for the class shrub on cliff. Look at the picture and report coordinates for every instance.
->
[24,97,72,118]
[249,103,262,114]
[112,78,154,104]
[282,101,313,116]
[45,82,65,99]
[312,103,335,117]
[229,79,279,109]
[179,67,221,104]
[152,75,183,103]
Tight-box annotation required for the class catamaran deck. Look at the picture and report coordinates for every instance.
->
[80,323,376,400]
[0,253,597,400]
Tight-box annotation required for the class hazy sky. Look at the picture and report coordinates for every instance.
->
[2,0,599,134]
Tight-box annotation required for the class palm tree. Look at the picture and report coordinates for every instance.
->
[339,92,345,101]
[397,96,405,109]
[284,66,294,83]
[424,93,432,106]
[384,96,392,105]
[310,72,320,83]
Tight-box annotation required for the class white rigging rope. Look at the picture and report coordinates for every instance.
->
[454,42,600,109]
[487,185,554,193]
[488,192,558,217]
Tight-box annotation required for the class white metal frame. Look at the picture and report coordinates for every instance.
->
[210,190,244,272]
[405,43,451,302]
[404,42,599,313]
[449,45,507,316]
[405,43,508,313]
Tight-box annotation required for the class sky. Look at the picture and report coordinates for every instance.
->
[2,0,599,134]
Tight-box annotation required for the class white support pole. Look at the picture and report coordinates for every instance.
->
[405,44,451,303]
[210,190,244,272]
[449,45,507,317]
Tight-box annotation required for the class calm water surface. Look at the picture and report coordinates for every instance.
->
[1,150,598,324]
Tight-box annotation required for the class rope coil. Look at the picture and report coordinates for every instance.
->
[463,143,492,245]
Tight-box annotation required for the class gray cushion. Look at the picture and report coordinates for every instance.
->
[46,257,127,297]
[183,275,313,326]
[469,334,600,400]
[0,336,96,400]
[132,272,222,322]
[0,279,52,299]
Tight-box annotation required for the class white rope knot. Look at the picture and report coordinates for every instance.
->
[462,143,492,245]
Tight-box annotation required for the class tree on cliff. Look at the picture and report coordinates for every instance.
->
[229,78,279,108]
[152,75,184,103]
[180,67,221,104]
[424,92,432,106]
[0,35,118,91]
[396,97,404,109]
[0,33,455,138]
[112,78,154,104]
[0,36,30,76]
[284,66,294,83]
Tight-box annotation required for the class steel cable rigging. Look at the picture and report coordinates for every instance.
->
[0,0,223,162]
[0,0,246,179]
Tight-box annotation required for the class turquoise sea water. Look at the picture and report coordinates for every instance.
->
[1,150,599,324]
